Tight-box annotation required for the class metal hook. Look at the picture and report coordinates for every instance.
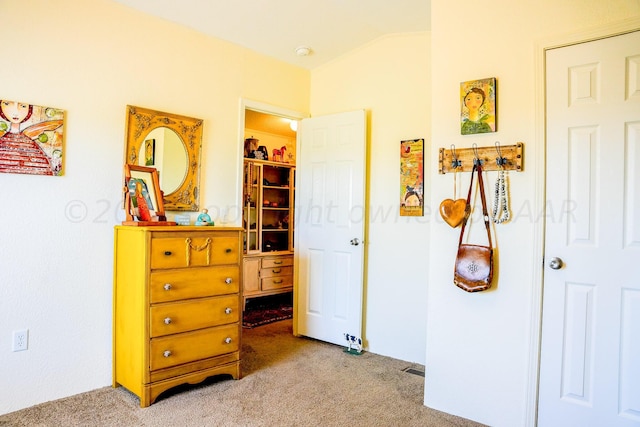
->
[495,141,507,166]
[472,143,482,166]
[450,144,461,169]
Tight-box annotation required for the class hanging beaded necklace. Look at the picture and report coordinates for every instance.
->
[491,167,510,224]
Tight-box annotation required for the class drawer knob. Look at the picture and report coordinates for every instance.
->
[273,260,283,265]
[225,307,232,314]
[163,283,172,291]
[272,268,282,273]
[273,279,283,284]
[164,251,172,256]
[225,277,233,284]
[163,350,172,358]
[224,337,232,344]
[225,248,232,253]
[164,317,172,325]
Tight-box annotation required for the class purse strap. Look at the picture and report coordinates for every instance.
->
[458,163,492,248]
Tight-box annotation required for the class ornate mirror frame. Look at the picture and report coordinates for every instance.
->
[124,105,203,211]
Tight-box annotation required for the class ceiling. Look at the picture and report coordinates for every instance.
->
[245,110,297,138]
[111,0,430,69]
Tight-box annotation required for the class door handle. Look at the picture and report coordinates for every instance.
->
[350,238,360,246]
[549,257,564,270]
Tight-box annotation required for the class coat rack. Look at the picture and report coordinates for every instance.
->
[439,142,524,174]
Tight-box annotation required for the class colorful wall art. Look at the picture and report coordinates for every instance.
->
[460,77,496,135]
[0,99,65,176]
[400,138,424,216]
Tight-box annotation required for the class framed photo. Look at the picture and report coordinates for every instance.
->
[123,164,165,222]
[400,138,424,217]
[144,138,155,166]
[460,77,496,135]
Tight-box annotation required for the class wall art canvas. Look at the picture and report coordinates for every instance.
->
[460,77,496,135]
[0,99,65,176]
[400,138,424,217]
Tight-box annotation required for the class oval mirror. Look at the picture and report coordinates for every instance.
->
[137,127,187,194]
[124,106,203,211]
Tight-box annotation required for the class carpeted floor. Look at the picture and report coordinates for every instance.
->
[0,318,485,426]
[243,293,293,328]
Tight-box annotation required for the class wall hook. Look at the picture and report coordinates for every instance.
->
[472,143,482,166]
[495,141,507,166]
[450,144,462,169]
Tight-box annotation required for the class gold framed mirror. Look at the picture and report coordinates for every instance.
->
[124,105,203,211]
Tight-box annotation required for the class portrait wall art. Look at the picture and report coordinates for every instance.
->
[460,77,496,135]
[400,138,424,217]
[0,99,65,176]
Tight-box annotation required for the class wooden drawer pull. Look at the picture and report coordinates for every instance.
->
[272,268,282,273]
[163,350,172,358]
[273,279,283,284]
[273,260,283,265]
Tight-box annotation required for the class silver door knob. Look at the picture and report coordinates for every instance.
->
[549,257,564,270]
[350,238,360,246]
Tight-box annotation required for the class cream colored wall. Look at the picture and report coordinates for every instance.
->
[426,1,640,426]
[311,32,431,363]
[0,0,309,415]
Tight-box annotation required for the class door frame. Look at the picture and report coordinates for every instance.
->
[237,98,307,326]
[529,18,640,427]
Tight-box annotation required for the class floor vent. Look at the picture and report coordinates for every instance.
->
[402,367,425,377]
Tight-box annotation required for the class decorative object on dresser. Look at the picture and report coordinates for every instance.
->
[122,164,176,226]
[112,226,243,407]
[242,159,295,308]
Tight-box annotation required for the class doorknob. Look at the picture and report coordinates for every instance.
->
[549,257,564,270]
[350,238,360,246]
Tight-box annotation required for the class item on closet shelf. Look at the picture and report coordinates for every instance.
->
[439,158,469,227]
[453,163,494,292]
[244,138,259,158]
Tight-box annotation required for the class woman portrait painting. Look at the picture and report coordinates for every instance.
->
[0,99,64,176]
[460,78,496,135]
[128,178,155,221]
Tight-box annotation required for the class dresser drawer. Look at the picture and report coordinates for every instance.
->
[261,275,293,290]
[150,295,239,338]
[150,234,239,269]
[260,265,293,278]
[149,266,239,303]
[262,255,293,268]
[150,324,239,371]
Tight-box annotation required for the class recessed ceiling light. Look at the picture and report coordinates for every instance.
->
[295,46,311,57]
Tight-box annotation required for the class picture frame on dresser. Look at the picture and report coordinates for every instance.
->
[122,164,175,225]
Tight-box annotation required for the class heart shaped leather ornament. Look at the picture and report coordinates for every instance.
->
[439,199,469,228]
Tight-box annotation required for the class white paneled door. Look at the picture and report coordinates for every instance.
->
[539,31,640,426]
[295,110,366,346]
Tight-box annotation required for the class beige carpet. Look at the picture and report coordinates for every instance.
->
[0,320,484,426]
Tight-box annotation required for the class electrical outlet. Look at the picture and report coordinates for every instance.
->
[12,329,28,352]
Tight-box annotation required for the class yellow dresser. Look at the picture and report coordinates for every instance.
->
[112,226,243,407]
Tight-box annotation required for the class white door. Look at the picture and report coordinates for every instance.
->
[539,31,640,426]
[294,110,366,346]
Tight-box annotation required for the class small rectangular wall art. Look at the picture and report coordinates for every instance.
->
[400,138,424,217]
[460,77,496,135]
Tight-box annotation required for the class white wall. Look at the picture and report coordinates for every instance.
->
[0,0,309,415]
[425,1,640,426]
[311,32,431,363]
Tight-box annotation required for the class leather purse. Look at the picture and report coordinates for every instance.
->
[454,163,494,292]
